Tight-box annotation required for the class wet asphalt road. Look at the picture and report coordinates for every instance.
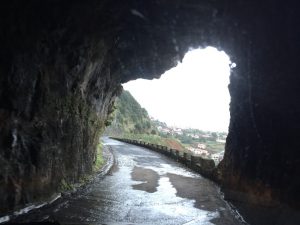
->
[10,137,246,225]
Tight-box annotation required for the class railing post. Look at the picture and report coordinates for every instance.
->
[191,155,195,167]
[176,150,179,161]
[183,152,187,165]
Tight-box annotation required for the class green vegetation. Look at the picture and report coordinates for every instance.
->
[105,90,156,136]
[205,141,225,153]
[58,142,105,193]
[106,90,227,157]
[94,143,104,172]
[59,178,73,191]
[105,90,185,150]
[123,133,186,151]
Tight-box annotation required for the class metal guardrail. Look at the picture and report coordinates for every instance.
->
[111,137,216,178]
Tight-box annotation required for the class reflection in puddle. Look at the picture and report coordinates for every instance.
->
[10,139,244,225]
[128,165,219,224]
[131,167,159,193]
[142,163,201,178]
[135,176,219,225]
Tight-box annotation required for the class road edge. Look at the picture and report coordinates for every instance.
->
[0,143,115,224]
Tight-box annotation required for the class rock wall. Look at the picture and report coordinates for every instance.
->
[218,2,300,208]
[0,0,299,214]
[0,1,123,214]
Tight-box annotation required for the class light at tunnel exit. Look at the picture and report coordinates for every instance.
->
[123,47,232,132]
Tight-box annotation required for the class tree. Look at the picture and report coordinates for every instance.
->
[211,132,218,141]
[151,129,157,135]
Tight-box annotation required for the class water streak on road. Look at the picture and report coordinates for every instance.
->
[11,137,246,225]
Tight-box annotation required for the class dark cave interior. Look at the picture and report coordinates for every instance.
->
[0,0,299,220]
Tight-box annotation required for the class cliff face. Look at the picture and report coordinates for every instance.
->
[0,1,124,213]
[0,0,299,214]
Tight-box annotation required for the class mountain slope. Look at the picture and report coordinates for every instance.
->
[105,90,154,136]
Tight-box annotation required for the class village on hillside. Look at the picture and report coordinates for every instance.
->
[105,90,227,165]
[152,118,227,164]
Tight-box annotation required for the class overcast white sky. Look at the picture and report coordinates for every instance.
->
[123,47,232,132]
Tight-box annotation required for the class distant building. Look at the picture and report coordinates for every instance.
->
[201,134,211,138]
[198,143,206,149]
[158,126,171,134]
[174,130,183,135]
[186,134,200,138]
[187,147,210,157]
[211,151,224,163]
[187,147,195,152]
[198,149,209,156]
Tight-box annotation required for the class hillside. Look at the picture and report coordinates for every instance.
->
[104,90,155,136]
[105,90,226,164]
[104,90,186,151]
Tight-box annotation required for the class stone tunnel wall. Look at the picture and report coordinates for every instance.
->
[0,0,125,214]
[0,0,299,214]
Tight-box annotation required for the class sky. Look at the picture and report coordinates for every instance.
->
[122,47,232,132]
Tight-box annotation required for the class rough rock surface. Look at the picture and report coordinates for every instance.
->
[0,0,299,214]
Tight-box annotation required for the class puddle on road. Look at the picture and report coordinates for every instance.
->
[99,141,247,224]
[131,166,159,193]
[11,140,244,225]
[128,166,220,224]
[142,163,201,178]
[166,173,219,211]
[130,174,219,225]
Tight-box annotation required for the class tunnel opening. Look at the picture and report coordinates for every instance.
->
[114,46,233,165]
[0,1,299,223]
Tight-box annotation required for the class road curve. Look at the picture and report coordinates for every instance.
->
[11,137,246,225]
